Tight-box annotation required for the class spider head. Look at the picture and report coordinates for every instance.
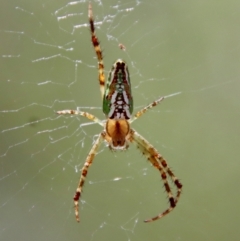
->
[105,119,130,150]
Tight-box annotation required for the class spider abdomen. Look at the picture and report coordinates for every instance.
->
[103,59,133,119]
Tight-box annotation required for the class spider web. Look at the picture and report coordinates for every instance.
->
[1,1,240,241]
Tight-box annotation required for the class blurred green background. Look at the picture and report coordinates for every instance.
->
[1,0,240,240]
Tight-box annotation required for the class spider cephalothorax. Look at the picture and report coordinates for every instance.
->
[57,3,182,223]
[105,118,130,149]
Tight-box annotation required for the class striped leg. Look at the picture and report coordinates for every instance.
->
[88,2,105,100]
[56,109,104,127]
[130,129,182,222]
[130,97,164,123]
[73,132,104,222]
[157,157,182,206]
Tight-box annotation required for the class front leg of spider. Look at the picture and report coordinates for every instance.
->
[130,129,182,222]
[73,133,104,222]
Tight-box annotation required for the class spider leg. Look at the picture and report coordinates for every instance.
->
[88,2,105,100]
[130,129,182,222]
[73,132,105,222]
[57,110,104,127]
[130,96,164,124]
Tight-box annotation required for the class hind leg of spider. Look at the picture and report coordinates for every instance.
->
[88,2,105,100]
[130,96,164,123]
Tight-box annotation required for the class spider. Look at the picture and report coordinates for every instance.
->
[57,3,182,223]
